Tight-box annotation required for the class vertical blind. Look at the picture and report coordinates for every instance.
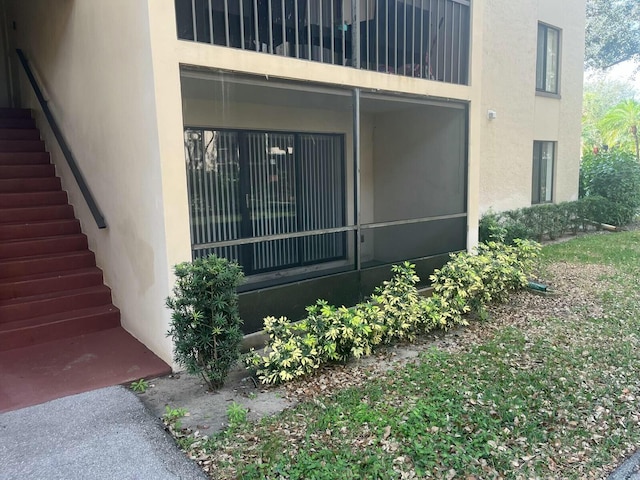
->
[185,128,346,275]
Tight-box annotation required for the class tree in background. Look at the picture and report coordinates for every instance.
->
[585,0,640,69]
[598,99,640,161]
[582,79,638,154]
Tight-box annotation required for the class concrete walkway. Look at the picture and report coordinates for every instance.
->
[0,386,206,480]
[609,451,640,480]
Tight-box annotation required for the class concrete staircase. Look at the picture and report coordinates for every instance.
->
[0,108,120,350]
[0,108,170,412]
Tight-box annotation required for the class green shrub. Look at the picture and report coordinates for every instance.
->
[247,315,320,384]
[478,210,506,243]
[245,262,425,385]
[478,194,634,244]
[166,254,244,390]
[428,239,540,323]
[581,151,640,225]
[302,302,375,365]
[502,214,536,244]
[370,262,427,342]
[560,201,581,235]
[247,242,540,385]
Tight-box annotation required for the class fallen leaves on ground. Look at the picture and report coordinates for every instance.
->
[171,235,640,479]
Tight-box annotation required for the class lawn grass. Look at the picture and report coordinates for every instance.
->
[182,232,640,479]
[543,230,640,267]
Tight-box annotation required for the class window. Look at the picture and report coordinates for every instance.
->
[184,128,346,276]
[532,141,555,204]
[536,23,560,94]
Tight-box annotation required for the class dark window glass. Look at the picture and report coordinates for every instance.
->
[532,141,555,204]
[536,23,560,94]
[175,0,195,40]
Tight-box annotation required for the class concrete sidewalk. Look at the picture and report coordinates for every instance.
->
[609,451,640,480]
[0,386,206,480]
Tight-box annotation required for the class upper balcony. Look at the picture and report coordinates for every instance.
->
[175,0,470,86]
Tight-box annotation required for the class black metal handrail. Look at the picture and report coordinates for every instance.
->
[16,49,107,229]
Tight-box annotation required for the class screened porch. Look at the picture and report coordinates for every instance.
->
[180,70,468,329]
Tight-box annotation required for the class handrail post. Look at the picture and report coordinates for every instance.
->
[15,49,107,229]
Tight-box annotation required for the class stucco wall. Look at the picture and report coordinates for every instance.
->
[6,0,175,364]
[0,11,11,108]
[478,0,585,213]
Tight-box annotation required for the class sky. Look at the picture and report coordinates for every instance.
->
[585,60,640,94]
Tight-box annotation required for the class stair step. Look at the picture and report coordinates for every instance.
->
[0,191,67,208]
[0,267,104,300]
[0,121,127,364]
[0,234,87,259]
[0,219,80,241]
[0,152,50,165]
[0,305,120,350]
[0,118,36,129]
[0,129,40,140]
[0,108,31,118]
[0,250,96,279]
[0,119,126,358]
[0,285,113,323]
[0,176,60,193]
[0,164,55,178]
[0,140,44,152]
[0,204,74,224]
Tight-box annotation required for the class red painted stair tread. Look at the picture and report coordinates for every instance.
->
[0,250,96,279]
[0,191,68,208]
[0,128,40,140]
[0,152,50,165]
[0,176,61,192]
[0,219,81,241]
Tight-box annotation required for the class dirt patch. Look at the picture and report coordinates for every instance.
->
[138,364,294,434]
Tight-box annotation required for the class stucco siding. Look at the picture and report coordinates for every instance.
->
[479,0,584,213]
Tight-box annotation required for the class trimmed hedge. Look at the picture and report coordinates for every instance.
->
[479,196,629,244]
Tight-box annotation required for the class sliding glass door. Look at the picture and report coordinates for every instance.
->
[185,128,346,276]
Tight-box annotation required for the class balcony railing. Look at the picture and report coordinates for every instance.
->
[175,0,470,85]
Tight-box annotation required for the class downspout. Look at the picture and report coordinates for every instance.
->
[353,88,361,271]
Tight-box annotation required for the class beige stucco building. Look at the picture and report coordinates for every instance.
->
[0,0,585,365]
